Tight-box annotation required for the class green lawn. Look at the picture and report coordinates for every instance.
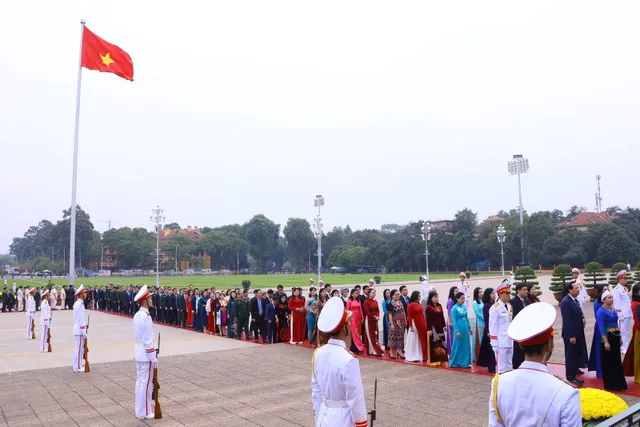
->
[12,272,474,290]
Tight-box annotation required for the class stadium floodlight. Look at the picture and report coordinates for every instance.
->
[507,155,529,265]
[497,224,507,276]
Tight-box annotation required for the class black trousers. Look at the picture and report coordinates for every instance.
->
[564,336,587,379]
[252,315,267,341]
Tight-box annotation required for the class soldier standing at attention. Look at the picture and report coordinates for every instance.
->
[489,279,513,374]
[40,290,52,352]
[25,288,36,339]
[612,270,632,355]
[312,297,367,427]
[133,285,158,420]
[72,285,88,373]
[489,302,581,426]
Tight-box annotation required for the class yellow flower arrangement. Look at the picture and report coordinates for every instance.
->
[580,388,628,425]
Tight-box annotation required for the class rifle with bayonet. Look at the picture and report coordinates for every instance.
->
[31,318,35,339]
[47,327,52,352]
[84,315,91,372]
[153,332,162,419]
[368,378,377,426]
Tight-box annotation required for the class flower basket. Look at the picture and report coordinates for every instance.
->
[580,388,628,426]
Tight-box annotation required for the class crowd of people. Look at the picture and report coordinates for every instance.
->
[6,268,640,394]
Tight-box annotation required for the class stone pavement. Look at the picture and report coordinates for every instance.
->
[0,343,639,427]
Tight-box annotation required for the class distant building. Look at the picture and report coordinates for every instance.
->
[484,216,506,223]
[556,212,614,232]
[160,226,210,270]
[430,220,455,234]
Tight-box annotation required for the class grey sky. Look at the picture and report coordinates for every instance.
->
[1,1,639,252]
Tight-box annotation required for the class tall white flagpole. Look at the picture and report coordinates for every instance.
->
[69,19,86,287]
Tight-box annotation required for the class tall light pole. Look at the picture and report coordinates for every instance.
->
[497,224,506,276]
[100,233,104,275]
[508,154,529,265]
[421,221,431,279]
[313,195,324,282]
[150,206,165,288]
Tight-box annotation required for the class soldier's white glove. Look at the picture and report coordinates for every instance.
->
[152,359,158,369]
[82,331,88,339]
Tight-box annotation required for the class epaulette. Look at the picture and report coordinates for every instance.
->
[492,302,500,308]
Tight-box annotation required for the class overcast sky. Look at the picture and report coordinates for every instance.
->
[1,1,639,252]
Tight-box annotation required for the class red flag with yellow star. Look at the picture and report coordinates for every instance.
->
[81,26,134,81]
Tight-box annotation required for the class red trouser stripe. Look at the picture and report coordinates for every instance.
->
[145,361,152,416]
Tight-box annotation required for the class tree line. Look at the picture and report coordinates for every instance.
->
[7,205,640,275]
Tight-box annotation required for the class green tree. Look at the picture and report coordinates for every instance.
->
[454,208,478,233]
[514,266,540,296]
[244,215,279,272]
[549,264,572,299]
[283,218,315,269]
[584,262,607,296]
[163,223,181,230]
[526,213,556,265]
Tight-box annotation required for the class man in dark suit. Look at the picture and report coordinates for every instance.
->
[168,288,177,325]
[561,281,588,386]
[509,283,529,369]
[250,289,268,343]
[177,289,187,327]
[399,285,410,313]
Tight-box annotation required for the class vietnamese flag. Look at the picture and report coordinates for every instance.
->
[81,26,134,81]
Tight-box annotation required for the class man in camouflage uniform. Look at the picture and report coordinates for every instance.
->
[234,289,251,340]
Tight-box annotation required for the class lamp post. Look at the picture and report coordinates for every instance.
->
[421,221,431,279]
[313,195,324,282]
[508,154,529,265]
[497,224,506,276]
[150,206,165,288]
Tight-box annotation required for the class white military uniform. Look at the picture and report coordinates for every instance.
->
[312,339,368,427]
[17,288,24,312]
[40,299,51,352]
[612,283,632,353]
[26,293,36,339]
[489,300,513,373]
[50,288,58,309]
[72,298,88,372]
[12,281,16,293]
[134,300,157,419]
[489,361,581,426]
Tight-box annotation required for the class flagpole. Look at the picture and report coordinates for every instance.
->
[68,18,86,287]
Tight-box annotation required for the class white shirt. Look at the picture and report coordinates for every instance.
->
[40,300,51,325]
[612,284,632,318]
[489,361,581,426]
[312,338,367,427]
[133,307,157,362]
[26,295,36,314]
[17,289,24,300]
[489,300,512,349]
[72,299,87,336]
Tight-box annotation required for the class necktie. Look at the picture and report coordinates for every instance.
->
[574,298,584,322]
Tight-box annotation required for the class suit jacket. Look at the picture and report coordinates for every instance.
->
[266,302,276,321]
[560,295,584,341]
[168,294,176,310]
[400,295,409,313]
[509,296,527,319]
[250,297,268,318]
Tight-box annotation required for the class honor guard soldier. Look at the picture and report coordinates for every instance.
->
[312,297,368,427]
[25,288,36,339]
[489,279,513,373]
[612,270,632,354]
[489,302,581,426]
[133,285,158,420]
[40,290,52,352]
[72,285,88,372]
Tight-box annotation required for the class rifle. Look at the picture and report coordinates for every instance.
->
[84,315,91,372]
[153,332,162,419]
[31,318,35,339]
[368,378,377,426]
[47,327,52,352]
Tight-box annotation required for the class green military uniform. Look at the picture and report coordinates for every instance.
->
[234,297,250,340]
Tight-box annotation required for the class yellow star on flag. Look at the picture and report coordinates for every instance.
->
[100,52,115,67]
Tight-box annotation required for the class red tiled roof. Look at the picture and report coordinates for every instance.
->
[557,212,613,228]
[484,216,506,223]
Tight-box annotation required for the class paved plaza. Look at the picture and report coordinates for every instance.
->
[0,275,639,426]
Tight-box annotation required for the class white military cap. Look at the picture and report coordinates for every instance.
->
[42,289,49,298]
[617,270,627,280]
[134,285,151,303]
[317,296,352,334]
[508,302,556,346]
[74,284,85,297]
